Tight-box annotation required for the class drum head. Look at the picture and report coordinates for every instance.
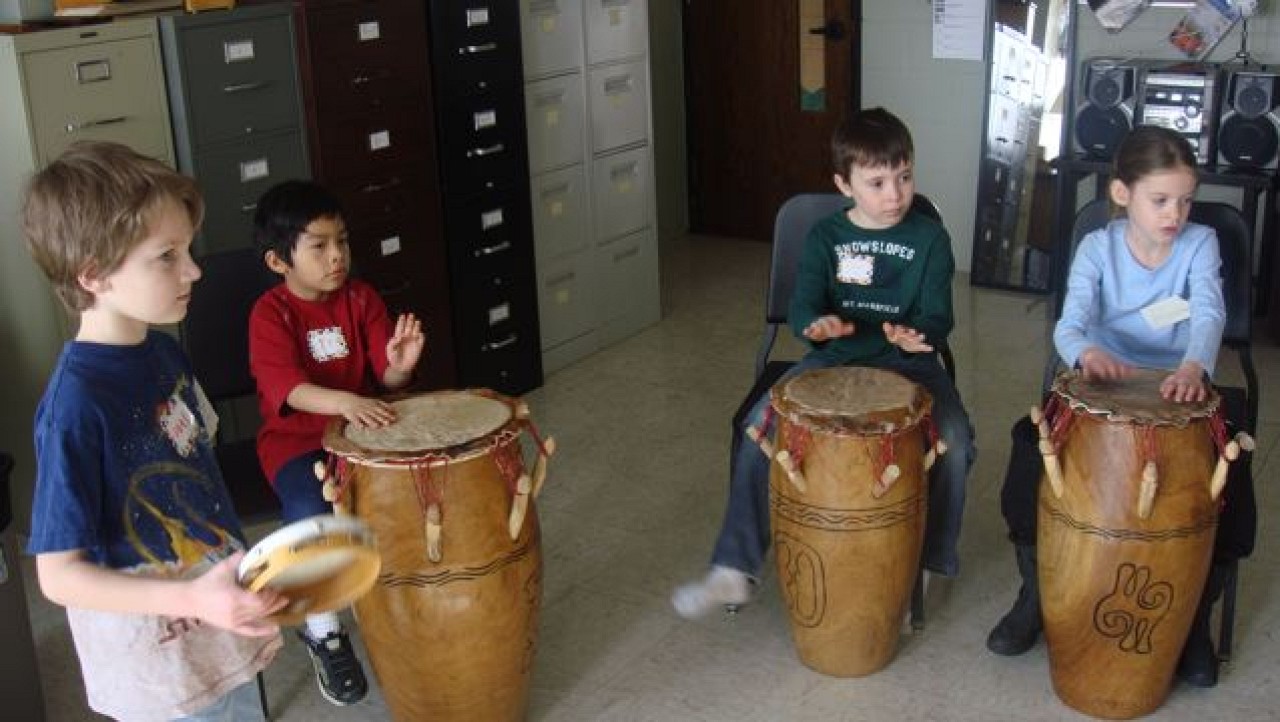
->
[772,367,930,434]
[1054,369,1220,425]
[238,515,381,625]
[327,391,516,464]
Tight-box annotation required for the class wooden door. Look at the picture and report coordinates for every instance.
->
[685,0,860,240]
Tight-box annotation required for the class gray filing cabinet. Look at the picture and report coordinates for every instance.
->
[520,0,659,373]
[0,17,175,533]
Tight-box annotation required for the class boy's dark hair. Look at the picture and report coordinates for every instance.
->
[831,107,915,177]
[23,141,204,313]
[1111,124,1198,187]
[252,180,344,264]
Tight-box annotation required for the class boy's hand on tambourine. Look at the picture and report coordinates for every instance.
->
[191,552,285,637]
[882,322,933,353]
[802,314,855,342]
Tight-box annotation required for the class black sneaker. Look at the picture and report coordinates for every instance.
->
[298,629,369,706]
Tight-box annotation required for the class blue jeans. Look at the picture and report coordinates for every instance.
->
[710,351,975,578]
[174,679,264,722]
[273,449,332,524]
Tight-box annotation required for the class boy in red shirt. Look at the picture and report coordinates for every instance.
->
[249,180,424,705]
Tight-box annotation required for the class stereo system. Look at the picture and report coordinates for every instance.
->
[1073,58,1280,170]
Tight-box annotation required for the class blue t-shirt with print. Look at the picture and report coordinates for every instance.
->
[27,331,245,570]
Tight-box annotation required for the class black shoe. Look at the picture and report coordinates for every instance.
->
[298,629,369,706]
[1177,633,1219,688]
[987,544,1042,656]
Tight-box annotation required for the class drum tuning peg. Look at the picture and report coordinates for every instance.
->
[515,401,530,419]
[746,425,776,459]
[1210,455,1230,501]
[1233,432,1256,453]
[313,460,328,482]
[426,504,442,563]
[935,439,948,456]
[1038,439,1065,499]
[531,437,554,499]
[1030,406,1043,426]
[322,479,339,503]
[509,474,532,540]
[775,449,808,494]
[1137,461,1158,519]
[872,464,902,499]
[923,448,937,472]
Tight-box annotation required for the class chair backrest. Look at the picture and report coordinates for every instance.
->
[757,192,946,378]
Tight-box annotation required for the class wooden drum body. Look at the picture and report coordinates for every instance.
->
[1036,371,1233,719]
[756,367,940,677]
[323,390,553,722]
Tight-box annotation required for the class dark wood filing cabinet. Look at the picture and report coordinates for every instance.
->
[426,0,543,395]
[287,0,459,391]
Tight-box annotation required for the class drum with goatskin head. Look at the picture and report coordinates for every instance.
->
[323,389,554,722]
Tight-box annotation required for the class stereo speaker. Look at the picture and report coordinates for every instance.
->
[1073,58,1139,160]
[1218,68,1280,170]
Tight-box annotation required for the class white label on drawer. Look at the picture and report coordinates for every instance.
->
[380,236,402,256]
[358,21,381,41]
[617,178,633,193]
[369,130,391,150]
[610,7,621,25]
[481,208,504,230]
[239,158,270,182]
[466,7,491,27]
[556,288,571,305]
[549,200,564,217]
[473,109,497,130]
[545,108,560,127]
[223,39,255,63]
[541,16,557,33]
[489,302,510,325]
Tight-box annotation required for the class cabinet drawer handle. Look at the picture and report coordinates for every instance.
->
[539,181,570,199]
[459,42,498,55]
[610,161,639,181]
[360,177,402,194]
[602,0,631,7]
[530,0,558,15]
[474,240,512,257]
[534,89,566,107]
[223,81,269,94]
[483,334,518,352]
[240,202,258,214]
[467,143,505,158]
[65,116,127,133]
[547,271,576,286]
[614,246,640,262]
[352,74,371,85]
[604,75,633,95]
[74,58,111,84]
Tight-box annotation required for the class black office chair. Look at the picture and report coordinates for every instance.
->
[1059,198,1258,663]
[731,191,956,631]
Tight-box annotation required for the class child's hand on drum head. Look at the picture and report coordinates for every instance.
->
[1160,361,1208,403]
[803,314,855,342]
[339,393,397,429]
[386,313,425,374]
[191,552,286,637]
[1079,347,1134,381]
[882,322,933,353]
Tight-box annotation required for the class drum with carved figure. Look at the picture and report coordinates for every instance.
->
[322,389,555,722]
[750,366,943,677]
[1035,369,1249,719]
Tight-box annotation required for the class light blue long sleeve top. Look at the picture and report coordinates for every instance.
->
[1054,218,1225,376]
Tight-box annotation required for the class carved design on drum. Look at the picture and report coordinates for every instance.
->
[773,493,924,532]
[1040,505,1216,542]
[378,528,540,588]
[775,531,826,627]
[520,557,543,673]
[1093,563,1174,654]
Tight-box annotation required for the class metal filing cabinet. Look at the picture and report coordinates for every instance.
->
[428,0,542,395]
[0,18,175,532]
[519,0,659,373]
[287,0,457,393]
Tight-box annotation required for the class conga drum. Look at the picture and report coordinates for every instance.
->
[1035,370,1246,719]
[322,389,554,722]
[751,366,944,677]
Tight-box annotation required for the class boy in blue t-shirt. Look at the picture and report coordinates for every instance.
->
[23,141,285,721]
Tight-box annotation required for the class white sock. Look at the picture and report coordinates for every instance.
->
[304,612,341,641]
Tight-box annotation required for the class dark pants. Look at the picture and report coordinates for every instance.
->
[272,449,332,525]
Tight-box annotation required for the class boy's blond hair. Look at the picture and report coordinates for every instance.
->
[22,141,204,313]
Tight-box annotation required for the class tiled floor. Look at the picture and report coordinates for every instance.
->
[18,233,1280,721]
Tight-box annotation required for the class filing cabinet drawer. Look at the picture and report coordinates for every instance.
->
[444,189,533,280]
[347,214,446,295]
[164,11,301,146]
[585,0,648,65]
[520,0,583,78]
[192,131,310,256]
[595,228,658,323]
[453,277,541,395]
[313,107,431,182]
[429,0,522,98]
[537,251,594,348]
[21,32,172,166]
[591,147,649,241]
[331,175,442,229]
[525,72,584,173]
[438,88,527,197]
[306,1,430,116]
[531,165,588,260]
[587,60,648,152]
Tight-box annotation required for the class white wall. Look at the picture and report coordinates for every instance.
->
[862,2,987,273]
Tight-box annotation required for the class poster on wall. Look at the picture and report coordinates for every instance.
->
[932,0,984,61]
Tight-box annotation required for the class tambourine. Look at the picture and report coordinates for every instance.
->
[237,514,381,625]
